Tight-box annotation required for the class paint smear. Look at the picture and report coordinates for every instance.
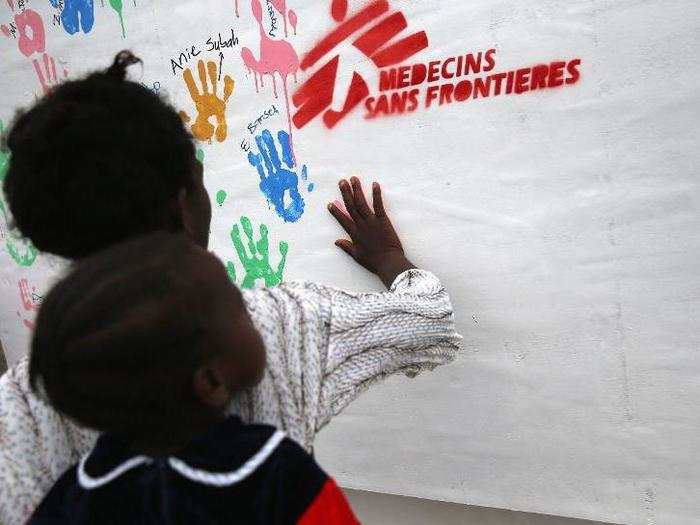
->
[240,0,299,159]
[330,0,348,22]
[196,148,205,164]
[288,9,297,35]
[17,312,34,330]
[216,189,227,206]
[268,0,289,37]
[108,0,126,38]
[300,160,313,191]
[0,121,38,267]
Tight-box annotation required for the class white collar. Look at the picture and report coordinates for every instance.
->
[77,429,286,490]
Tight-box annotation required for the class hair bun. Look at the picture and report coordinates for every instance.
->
[105,50,142,80]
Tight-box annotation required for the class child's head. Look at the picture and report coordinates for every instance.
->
[2,51,211,260]
[30,233,265,451]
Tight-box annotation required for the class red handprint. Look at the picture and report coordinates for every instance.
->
[1,5,45,56]
[17,278,41,330]
[19,279,39,312]
[33,53,68,95]
[2,3,68,95]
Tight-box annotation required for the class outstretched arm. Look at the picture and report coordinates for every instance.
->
[237,178,462,450]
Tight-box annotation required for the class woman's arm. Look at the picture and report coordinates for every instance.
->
[305,267,461,432]
[238,179,462,449]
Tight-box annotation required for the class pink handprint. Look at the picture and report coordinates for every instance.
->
[0,6,46,57]
[17,278,41,330]
[14,8,46,57]
[33,53,67,94]
[2,3,67,94]
[19,279,39,312]
[241,0,299,157]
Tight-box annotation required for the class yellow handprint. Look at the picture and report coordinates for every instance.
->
[180,60,235,143]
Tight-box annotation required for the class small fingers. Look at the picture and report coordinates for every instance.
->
[49,56,57,83]
[328,201,356,238]
[197,60,209,93]
[32,59,46,87]
[207,60,218,95]
[225,261,237,283]
[334,239,356,259]
[241,216,254,240]
[223,76,235,102]
[372,181,386,218]
[339,179,361,222]
[183,67,200,99]
[350,176,372,219]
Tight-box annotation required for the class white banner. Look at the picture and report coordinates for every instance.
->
[1,1,698,523]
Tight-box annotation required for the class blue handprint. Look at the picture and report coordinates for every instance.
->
[248,129,313,223]
[49,0,94,35]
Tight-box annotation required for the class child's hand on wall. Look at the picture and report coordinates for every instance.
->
[328,177,415,288]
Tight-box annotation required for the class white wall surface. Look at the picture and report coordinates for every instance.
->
[345,489,613,525]
[0,1,698,524]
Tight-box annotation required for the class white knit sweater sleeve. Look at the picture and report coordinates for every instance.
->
[238,269,462,447]
[0,358,96,525]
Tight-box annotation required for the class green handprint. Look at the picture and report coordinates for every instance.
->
[226,216,288,289]
[0,121,38,267]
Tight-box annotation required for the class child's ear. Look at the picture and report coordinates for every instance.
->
[193,362,231,409]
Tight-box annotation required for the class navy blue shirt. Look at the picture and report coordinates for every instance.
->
[30,417,359,524]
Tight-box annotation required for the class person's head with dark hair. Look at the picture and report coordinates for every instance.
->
[30,232,265,453]
[2,50,211,260]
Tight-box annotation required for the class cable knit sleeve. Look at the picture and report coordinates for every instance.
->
[313,269,462,428]
[239,269,462,449]
[0,358,97,525]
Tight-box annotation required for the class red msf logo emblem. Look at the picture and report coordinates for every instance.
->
[292,0,428,129]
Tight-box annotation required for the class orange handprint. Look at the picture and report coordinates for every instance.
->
[180,60,235,143]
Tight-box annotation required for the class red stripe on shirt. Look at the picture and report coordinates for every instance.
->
[298,478,360,525]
